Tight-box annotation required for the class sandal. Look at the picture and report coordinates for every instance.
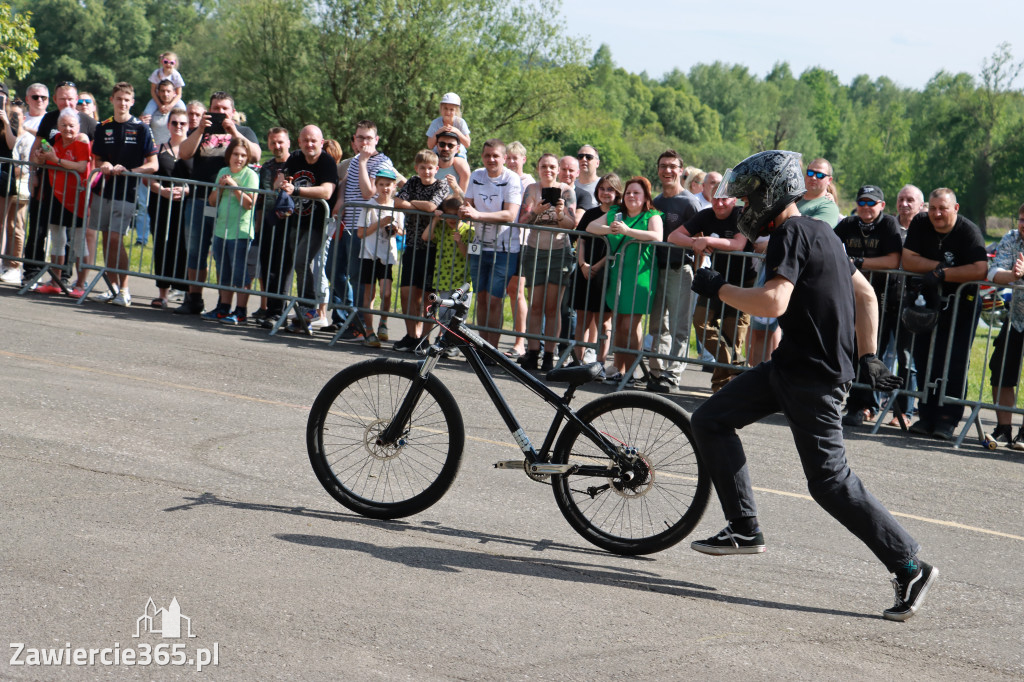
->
[887,414,909,427]
[504,348,525,359]
[151,298,167,309]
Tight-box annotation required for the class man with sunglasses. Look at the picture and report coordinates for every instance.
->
[574,145,600,212]
[796,158,841,228]
[23,83,48,136]
[834,185,907,426]
[23,81,97,286]
[141,79,185,147]
[435,130,470,194]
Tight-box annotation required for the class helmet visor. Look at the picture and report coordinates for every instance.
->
[715,167,761,200]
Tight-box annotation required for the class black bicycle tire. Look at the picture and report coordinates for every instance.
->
[550,392,709,555]
[306,358,465,519]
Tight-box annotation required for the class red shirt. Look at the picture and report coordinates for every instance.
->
[48,136,92,217]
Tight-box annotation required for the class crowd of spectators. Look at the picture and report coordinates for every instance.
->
[0,67,1020,445]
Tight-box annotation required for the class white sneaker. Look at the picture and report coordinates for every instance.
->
[112,290,132,307]
[583,348,597,364]
[94,288,119,303]
[0,268,22,284]
[167,288,186,303]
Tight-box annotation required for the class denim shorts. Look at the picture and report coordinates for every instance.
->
[469,250,517,298]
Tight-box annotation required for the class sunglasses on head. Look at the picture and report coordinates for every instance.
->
[857,199,879,207]
[577,153,596,161]
[806,169,829,179]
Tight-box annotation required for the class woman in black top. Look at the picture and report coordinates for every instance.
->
[146,109,193,307]
[573,173,621,369]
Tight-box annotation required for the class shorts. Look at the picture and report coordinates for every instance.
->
[522,245,570,288]
[990,322,1024,389]
[399,243,435,289]
[469,250,517,298]
[750,316,779,332]
[88,197,134,235]
[359,258,394,285]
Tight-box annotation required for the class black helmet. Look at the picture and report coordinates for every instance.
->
[715,150,806,243]
[901,292,939,336]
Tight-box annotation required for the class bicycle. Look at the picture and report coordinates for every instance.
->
[306,284,710,555]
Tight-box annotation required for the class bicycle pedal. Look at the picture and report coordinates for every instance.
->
[494,460,526,470]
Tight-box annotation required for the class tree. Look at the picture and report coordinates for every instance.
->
[0,2,37,82]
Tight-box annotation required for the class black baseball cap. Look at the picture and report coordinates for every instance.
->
[857,185,884,202]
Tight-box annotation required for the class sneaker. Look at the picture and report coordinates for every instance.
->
[36,282,63,295]
[1010,427,1024,451]
[363,332,381,348]
[442,346,460,359]
[167,288,186,303]
[231,308,248,325]
[393,334,419,352]
[201,308,227,322]
[582,348,596,364]
[67,287,85,299]
[339,326,365,341]
[647,375,670,394]
[595,366,607,382]
[519,349,540,370]
[94,288,119,303]
[541,351,555,372]
[173,296,204,315]
[111,290,132,307]
[0,268,23,284]
[884,560,938,622]
[377,323,390,342]
[309,312,329,330]
[219,312,240,326]
[932,423,956,441]
[990,424,1013,445]
[251,308,270,324]
[691,524,766,555]
[259,314,281,330]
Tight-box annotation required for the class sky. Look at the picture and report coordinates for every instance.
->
[557,0,1021,90]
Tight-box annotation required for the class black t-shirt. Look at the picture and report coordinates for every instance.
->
[575,180,597,212]
[258,157,288,212]
[576,206,609,264]
[37,110,97,143]
[904,213,987,299]
[834,213,904,299]
[284,150,339,230]
[766,215,857,383]
[653,189,701,267]
[91,116,158,201]
[190,125,259,194]
[684,206,756,286]
[396,175,450,241]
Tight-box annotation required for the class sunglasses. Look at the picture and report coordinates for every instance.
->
[436,141,457,149]
[169,121,188,127]
[857,199,879,207]
[30,94,48,101]
[56,81,76,89]
[806,170,830,179]
[163,60,176,65]
[577,153,596,161]
[77,98,92,105]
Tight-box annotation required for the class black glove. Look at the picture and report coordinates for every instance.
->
[692,267,726,300]
[859,353,904,392]
[921,266,945,292]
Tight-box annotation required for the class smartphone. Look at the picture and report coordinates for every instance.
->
[614,212,623,222]
[207,112,227,134]
[541,187,561,205]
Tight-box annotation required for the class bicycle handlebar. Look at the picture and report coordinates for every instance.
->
[427,282,472,310]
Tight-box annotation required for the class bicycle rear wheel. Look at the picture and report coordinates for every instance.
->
[551,392,709,555]
[306,358,464,519]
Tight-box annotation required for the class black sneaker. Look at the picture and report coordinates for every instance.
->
[260,314,281,330]
[932,423,956,441]
[990,424,1013,445]
[691,524,766,555]
[393,335,419,352]
[541,351,554,372]
[251,308,270,324]
[647,376,670,393]
[1011,427,1024,452]
[519,349,539,371]
[173,295,204,315]
[884,560,938,622]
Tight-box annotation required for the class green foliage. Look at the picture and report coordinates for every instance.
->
[0,3,37,81]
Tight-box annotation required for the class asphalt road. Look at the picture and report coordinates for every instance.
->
[2,282,1022,680]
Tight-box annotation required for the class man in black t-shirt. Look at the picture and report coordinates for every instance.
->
[688,150,937,622]
[23,81,98,283]
[902,188,988,440]
[648,149,702,394]
[268,125,337,330]
[88,82,158,307]
[251,126,291,324]
[175,91,261,314]
[834,185,908,426]
[679,190,756,393]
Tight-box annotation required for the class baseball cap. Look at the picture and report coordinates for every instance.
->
[375,167,397,180]
[440,92,461,106]
[857,185,884,202]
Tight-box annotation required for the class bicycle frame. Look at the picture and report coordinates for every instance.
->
[377,298,634,479]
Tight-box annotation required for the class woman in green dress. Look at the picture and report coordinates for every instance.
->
[584,176,663,383]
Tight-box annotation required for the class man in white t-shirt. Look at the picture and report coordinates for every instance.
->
[460,138,523,349]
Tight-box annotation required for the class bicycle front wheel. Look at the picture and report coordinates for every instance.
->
[306,358,465,519]
[551,392,709,555]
